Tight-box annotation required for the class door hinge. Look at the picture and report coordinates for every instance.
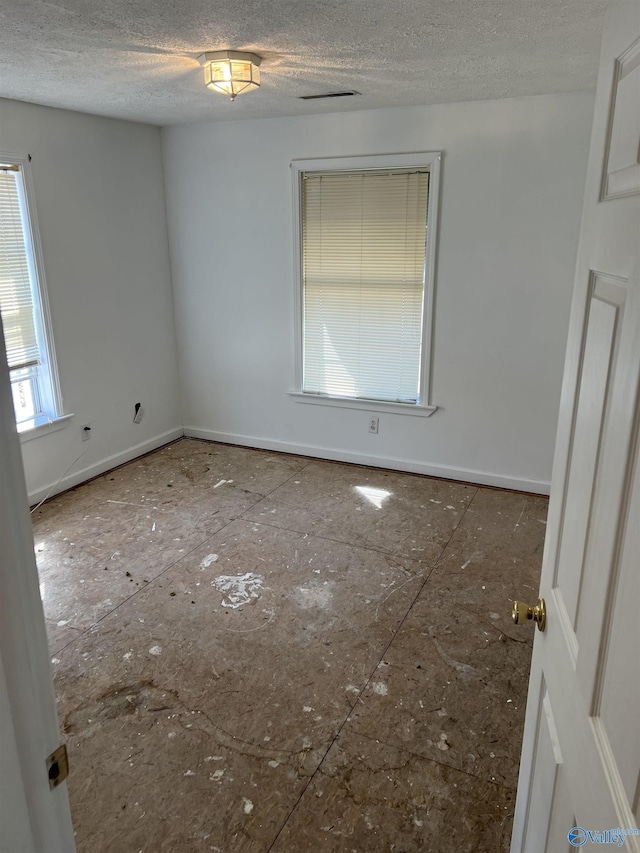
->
[46,744,69,789]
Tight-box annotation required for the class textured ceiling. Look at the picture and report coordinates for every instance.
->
[0,0,609,126]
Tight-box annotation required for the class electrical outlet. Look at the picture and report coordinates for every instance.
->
[368,416,379,434]
[133,403,144,424]
[81,423,91,441]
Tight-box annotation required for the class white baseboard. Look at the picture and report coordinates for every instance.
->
[184,426,551,495]
[28,423,551,504]
[28,427,185,506]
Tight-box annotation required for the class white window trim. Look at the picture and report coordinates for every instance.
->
[289,151,441,417]
[18,412,73,443]
[1,152,69,437]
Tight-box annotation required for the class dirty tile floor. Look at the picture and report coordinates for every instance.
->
[32,438,547,853]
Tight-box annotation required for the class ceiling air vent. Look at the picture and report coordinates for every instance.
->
[298,90,361,100]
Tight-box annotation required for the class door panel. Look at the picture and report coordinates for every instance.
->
[554,274,625,630]
[602,37,640,199]
[522,681,563,852]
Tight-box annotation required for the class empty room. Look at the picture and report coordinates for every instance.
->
[1,1,639,852]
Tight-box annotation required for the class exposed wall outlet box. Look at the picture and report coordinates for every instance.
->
[81,423,91,441]
[368,416,379,434]
[133,403,144,424]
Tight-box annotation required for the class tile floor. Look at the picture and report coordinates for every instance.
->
[32,438,548,853]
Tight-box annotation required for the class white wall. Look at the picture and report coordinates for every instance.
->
[0,98,182,502]
[162,93,594,493]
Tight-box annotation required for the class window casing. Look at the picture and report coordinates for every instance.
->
[0,156,63,434]
[291,153,440,416]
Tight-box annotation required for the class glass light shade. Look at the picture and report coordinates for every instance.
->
[198,51,261,101]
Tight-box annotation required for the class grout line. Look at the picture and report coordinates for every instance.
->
[235,515,433,572]
[44,458,314,658]
[264,568,434,852]
[49,522,237,656]
[258,458,316,498]
[435,488,480,567]
[432,485,480,568]
[47,459,315,657]
[264,485,480,850]
[46,462,474,659]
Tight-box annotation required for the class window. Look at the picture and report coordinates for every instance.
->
[291,152,440,415]
[0,157,63,434]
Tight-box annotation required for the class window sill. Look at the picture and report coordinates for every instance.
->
[288,392,437,417]
[18,413,74,443]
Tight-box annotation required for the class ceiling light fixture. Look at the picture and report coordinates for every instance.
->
[198,50,261,102]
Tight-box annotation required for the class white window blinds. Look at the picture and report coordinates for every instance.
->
[0,166,40,372]
[302,168,429,404]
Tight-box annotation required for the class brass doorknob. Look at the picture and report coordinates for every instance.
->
[512,598,546,632]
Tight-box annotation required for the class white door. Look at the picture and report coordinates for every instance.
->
[511,2,640,850]
[0,318,75,846]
